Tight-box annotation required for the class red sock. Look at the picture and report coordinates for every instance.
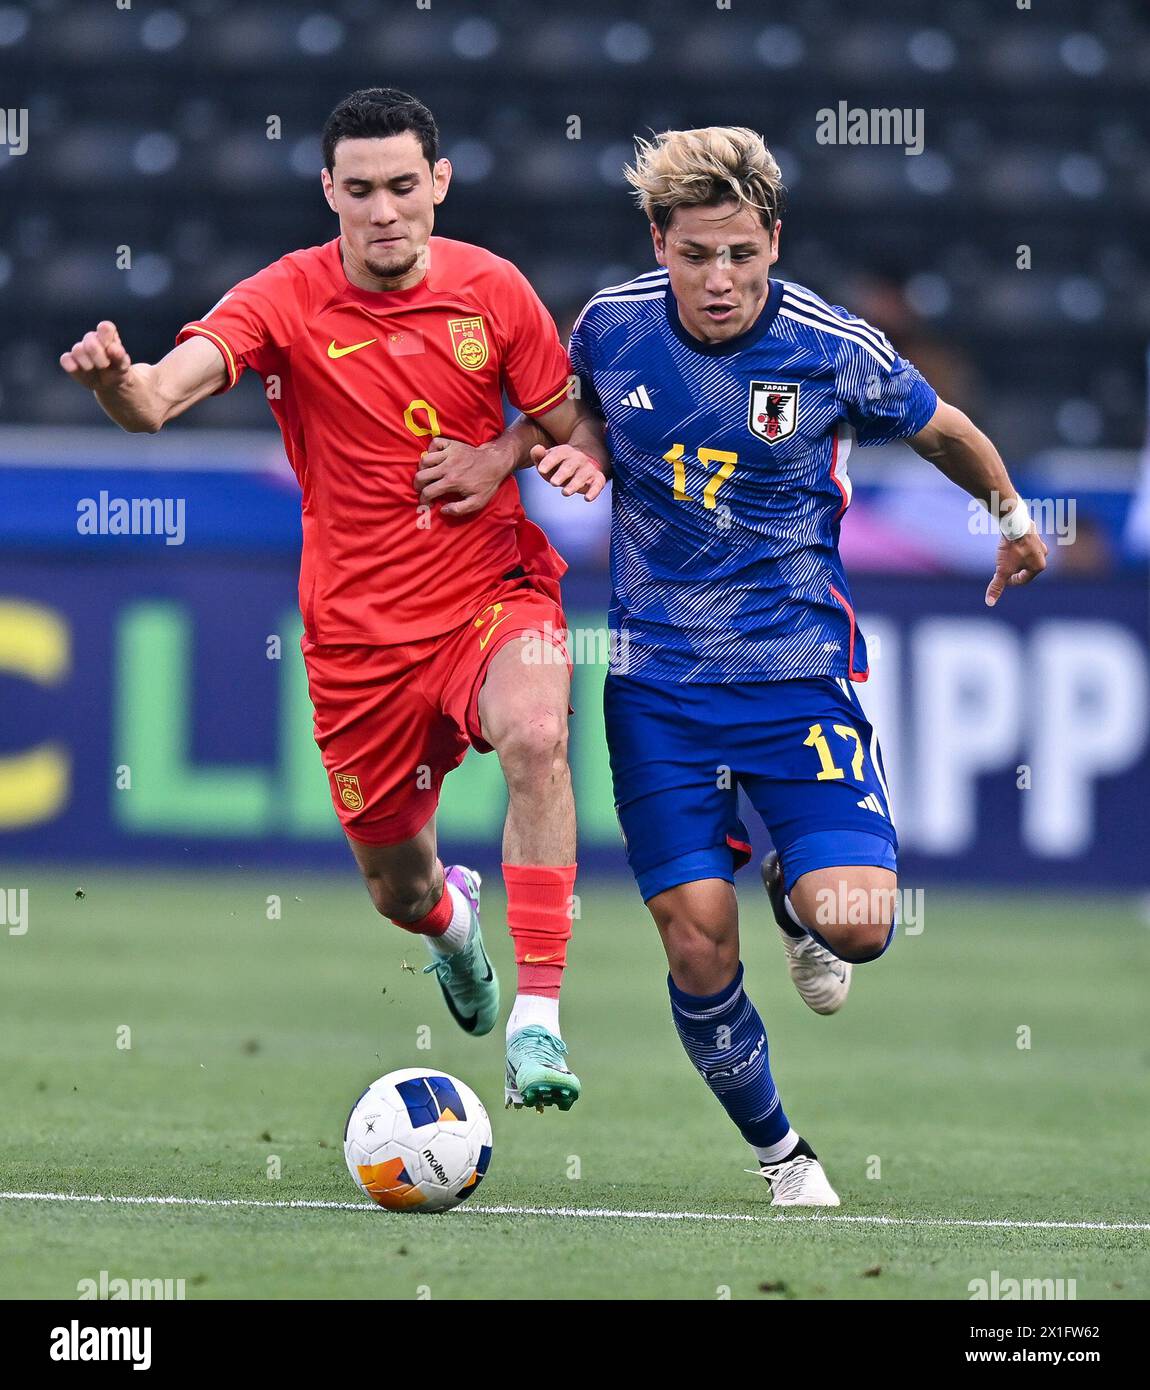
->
[503,863,576,999]
[388,869,451,937]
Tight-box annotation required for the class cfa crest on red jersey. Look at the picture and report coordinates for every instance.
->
[334,772,364,812]
[447,316,489,371]
[748,381,800,445]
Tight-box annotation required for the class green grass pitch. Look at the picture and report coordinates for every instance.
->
[1,867,1147,1300]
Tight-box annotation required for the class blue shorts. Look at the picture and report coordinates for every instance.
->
[605,672,897,901]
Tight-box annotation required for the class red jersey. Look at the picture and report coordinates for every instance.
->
[177,236,571,643]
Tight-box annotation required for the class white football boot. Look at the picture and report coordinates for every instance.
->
[761,852,851,1015]
[756,1139,841,1207]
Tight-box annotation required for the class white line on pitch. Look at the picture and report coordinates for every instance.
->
[0,1192,1147,1232]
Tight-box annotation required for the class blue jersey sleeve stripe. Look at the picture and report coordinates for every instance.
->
[777,305,896,370]
[594,268,669,295]
[780,284,895,359]
[778,294,897,367]
[571,285,667,334]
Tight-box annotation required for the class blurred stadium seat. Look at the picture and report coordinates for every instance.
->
[0,0,1147,883]
[2,0,1147,451]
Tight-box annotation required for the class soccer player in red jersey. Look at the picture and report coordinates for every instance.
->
[60,89,606,1114]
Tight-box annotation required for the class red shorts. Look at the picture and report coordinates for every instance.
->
[302,576,570,846]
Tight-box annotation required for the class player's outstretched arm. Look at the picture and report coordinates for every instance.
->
[908,399,1049,606]
[60,321,227,433]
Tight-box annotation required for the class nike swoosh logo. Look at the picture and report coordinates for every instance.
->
[438,987,479,1034]
[477,613,510,650]
[432,945,493,1034]
[524,952,561,964]
[327,337,377,359]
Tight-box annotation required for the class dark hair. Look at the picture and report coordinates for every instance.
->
[321,88,439,172]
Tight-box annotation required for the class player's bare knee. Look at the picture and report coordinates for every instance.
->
[793,869,896,962]
[828,918,892,963]
[816,893,896,963]
[668,934,738,993]
[493,709,569,789]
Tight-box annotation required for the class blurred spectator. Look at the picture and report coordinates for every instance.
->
[1050,512,1115,577]
[847,271,981,417]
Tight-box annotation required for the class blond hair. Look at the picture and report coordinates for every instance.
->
[624,126,784,232]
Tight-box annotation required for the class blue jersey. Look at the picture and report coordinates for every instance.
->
[569,270,938,683]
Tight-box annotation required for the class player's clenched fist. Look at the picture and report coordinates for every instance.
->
[60,321,132,390]
[59,320,226,432]
[531,443,608,501]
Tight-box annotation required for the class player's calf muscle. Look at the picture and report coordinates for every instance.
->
[496,733,574,864]
[363,874,440,923]
[347,834,441,923]
[649,882,740,994]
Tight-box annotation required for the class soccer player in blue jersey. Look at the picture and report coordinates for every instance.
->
[530,127,1048,1205]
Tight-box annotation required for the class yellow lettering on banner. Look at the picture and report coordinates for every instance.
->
[0,601,70,826]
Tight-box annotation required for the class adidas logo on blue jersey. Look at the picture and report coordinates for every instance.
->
[622,384,654,409]
[856,794,885,815]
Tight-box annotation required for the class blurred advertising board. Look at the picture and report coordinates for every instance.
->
[0,556,1146,887]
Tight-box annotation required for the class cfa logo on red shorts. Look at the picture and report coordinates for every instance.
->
[334,773,364,812]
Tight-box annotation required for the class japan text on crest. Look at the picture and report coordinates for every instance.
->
[748,381,800,445]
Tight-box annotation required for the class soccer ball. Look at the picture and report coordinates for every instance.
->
[344,1068,493,1213]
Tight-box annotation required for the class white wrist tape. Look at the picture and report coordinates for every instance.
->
[998,497,1032,542]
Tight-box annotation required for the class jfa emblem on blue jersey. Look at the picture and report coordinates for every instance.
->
[748,381,800,445]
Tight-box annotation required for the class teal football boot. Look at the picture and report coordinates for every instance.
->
[422,866,500,1037]
[505,1024,581,1112]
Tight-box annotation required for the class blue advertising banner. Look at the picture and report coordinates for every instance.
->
[0,556,1146,886]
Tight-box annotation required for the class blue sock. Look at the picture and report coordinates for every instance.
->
[668,963,791,1150]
